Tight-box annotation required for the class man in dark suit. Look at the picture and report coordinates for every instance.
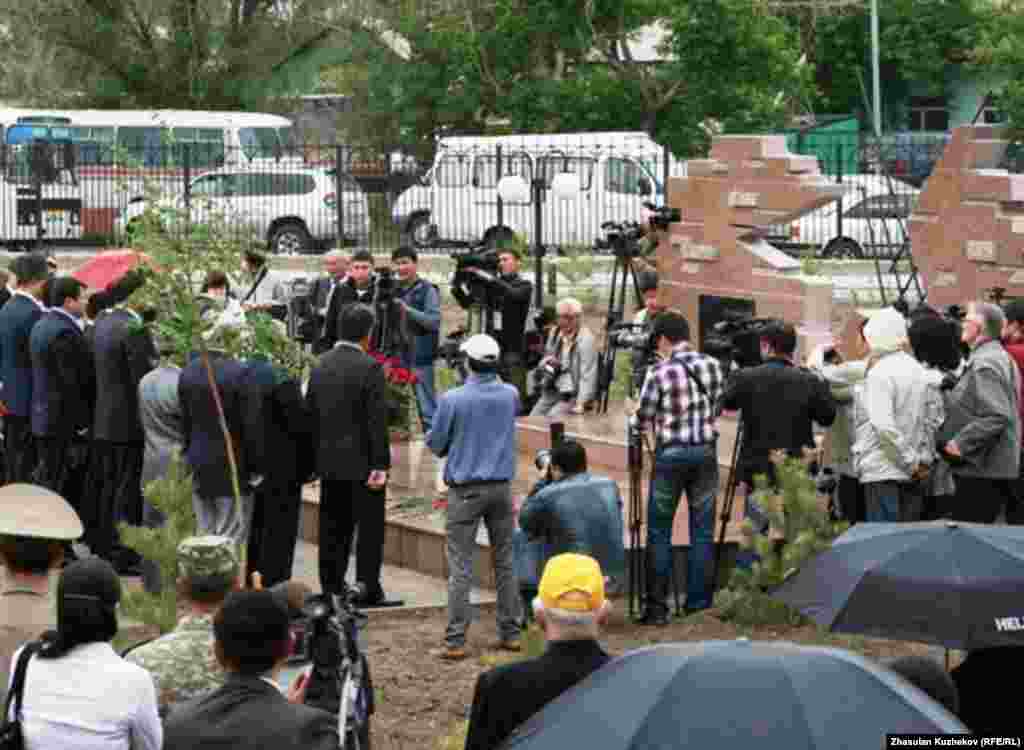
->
[179,344,252,544]
[88,297,157,572]
[306,250,347,353]
[465,553,612,750]
[0,252,50,483]
[316,249,377,354]
[306,303,390,604]
[29,277,95,557]
[242,355,312,588]
[163,590,337,750]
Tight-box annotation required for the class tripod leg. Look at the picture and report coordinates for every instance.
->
[711,420,743,595]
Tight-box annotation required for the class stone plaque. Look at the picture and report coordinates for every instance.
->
[965,240,996,262]
[743,160,766,170]
[677,243,720,261]
[932,272,959,288]
[728,191,759,208]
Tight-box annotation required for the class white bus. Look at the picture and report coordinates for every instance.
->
[395,131,686,248]
[0,109,294,238]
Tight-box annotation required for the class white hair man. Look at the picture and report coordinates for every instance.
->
[941,301,1022,522]
[464,553,612,750]
[530,297,599,417]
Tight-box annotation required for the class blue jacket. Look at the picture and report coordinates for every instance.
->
[30,309,94,437]
[517,473,626,591]
[396,278,440,367]
[0,293,46,417]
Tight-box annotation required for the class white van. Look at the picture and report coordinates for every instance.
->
[394,132,685,248]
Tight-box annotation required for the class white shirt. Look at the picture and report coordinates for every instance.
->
[9,642,162,750]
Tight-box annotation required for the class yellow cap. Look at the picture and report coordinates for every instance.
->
[538,553,605,612]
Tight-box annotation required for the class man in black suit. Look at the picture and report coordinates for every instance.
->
[88,296,157,572]
[0,252,50,483]
[306,250,347,352]
[316,249,378,354]
[720,321,836,538]
[179,343,252,544]
[29,277,95,556]
[242,355,313,588]
[163,590,337,750]
[465,553,612,750]
[306,303,391,604]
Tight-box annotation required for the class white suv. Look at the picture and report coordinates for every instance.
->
[116,165,371,254]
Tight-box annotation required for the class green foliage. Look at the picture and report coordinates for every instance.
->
[118,454,197,634]
[718,456,848,627]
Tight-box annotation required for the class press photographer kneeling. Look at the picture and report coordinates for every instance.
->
[514,440,626,621]
[530,298,599,417]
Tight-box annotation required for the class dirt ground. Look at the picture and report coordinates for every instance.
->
[362,603,935,750]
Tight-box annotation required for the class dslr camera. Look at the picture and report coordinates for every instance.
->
[536,358,564,392]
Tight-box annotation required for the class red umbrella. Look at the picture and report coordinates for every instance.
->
[72,250,154,291]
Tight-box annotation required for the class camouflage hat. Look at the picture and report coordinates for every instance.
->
[177,535,240,581]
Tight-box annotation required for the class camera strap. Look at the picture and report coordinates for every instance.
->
[678,356,710,400]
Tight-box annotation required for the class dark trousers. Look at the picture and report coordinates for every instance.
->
[4,415,36,484]
[84,440,145,562]
[837,474,866,524]
[943,476,1016,524]
[318,479,386,597]
[863,480,923,523]
[34,434,91,516]
[247,479,303,588]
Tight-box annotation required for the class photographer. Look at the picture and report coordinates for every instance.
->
[393,246,442,432]
[530,298,599,418]
[720,322,836,534]
[317,249,376,354]
[515,440,625,618]
[460,248,534,400]
[629,311,724,622]
[613,270,663,396]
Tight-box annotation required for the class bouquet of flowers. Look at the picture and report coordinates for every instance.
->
[370,351,420,436]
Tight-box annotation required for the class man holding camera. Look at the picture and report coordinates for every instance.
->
[461,248,534,400]
[530,297,599,417]
[613,270,663,396]
[516,440,625,616]
[393,246,442,432]
[426,334,522,660]
[630,312,725,623]
[721,321,836,531]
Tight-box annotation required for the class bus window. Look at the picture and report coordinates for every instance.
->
[605,157,647,195]
[117,126,169,167]
[239,127,281,160]
[172,127,225,168]
[5,125,51,145]
[70,126,114,166]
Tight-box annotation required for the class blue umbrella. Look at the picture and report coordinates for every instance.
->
[502,640,965,750]
[772,521,1024,650]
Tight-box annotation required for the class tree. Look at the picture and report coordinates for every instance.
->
[330,0,809,158]
[0,0,346,109]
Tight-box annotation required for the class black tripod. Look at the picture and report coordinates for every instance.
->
[711,415,744,594]
[597,222,646,413]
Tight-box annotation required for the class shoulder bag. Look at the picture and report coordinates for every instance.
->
[0,641,41,750]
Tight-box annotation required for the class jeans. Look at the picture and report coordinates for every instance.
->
[647,443,718,613]
[445,482,521,647]
[413,364,437,432]
[863,480,923,522]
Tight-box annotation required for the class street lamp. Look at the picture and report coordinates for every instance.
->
[871,0,882,138]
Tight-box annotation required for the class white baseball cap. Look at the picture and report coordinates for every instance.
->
[460,333,501,362]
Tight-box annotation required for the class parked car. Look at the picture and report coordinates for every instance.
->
[769,174,919,259]
[115,165,370,253]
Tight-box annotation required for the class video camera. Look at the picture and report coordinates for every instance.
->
[702,315,784,370]
[643,201,681,231]
[374,267,396,302]
[596,220,646,258]
[449,245,501,310]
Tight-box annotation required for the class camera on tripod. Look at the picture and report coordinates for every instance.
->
[702,315,784,370]
[450,245,501,310]
[642,201,681,231]
[597,220,646,258]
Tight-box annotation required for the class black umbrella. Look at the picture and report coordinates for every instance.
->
[502,640,965,750]
[773,521,1024,650]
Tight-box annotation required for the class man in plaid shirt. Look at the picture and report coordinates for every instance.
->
[629,311,725,624]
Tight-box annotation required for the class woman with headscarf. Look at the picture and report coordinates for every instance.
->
[8,558,162,750]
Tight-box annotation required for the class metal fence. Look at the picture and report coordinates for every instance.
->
[7,131,1013,259]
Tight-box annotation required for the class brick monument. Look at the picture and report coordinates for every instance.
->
[909,125,1024,309]
[656,134,847,355]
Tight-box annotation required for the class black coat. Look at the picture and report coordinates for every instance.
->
[29,310,95,437]
[316,278,377,354]
[91,308,156,442]
[163,674,338,750]
[0,293,45,417]
[306,342,390,482]
[465,639,611,750]
[179,352,251,499]
[720,358,837,485]
[241,358,314,486]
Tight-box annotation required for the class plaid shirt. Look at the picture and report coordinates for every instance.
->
[632,344,724,447]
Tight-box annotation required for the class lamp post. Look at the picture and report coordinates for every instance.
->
[871,0,882,138]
